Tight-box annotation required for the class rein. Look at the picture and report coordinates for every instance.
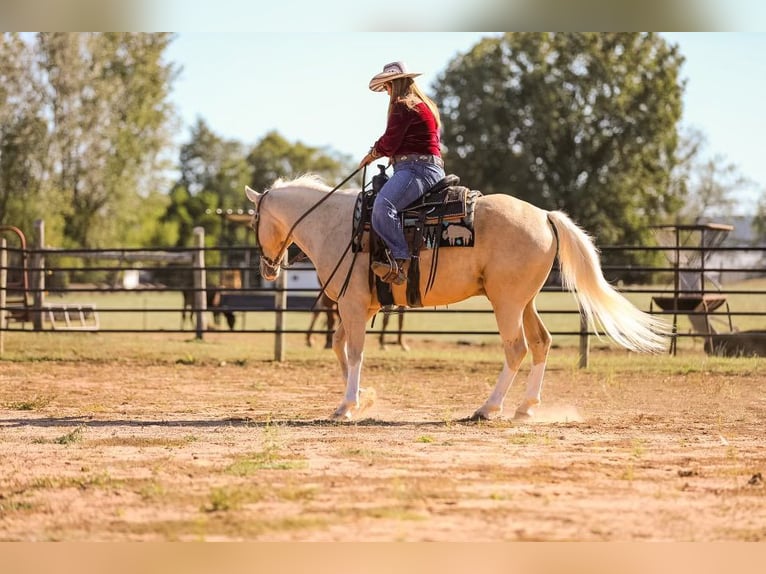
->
[254,166,363,269]
[254,165,366,308]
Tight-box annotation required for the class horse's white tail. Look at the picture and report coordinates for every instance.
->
[547,210,669,353]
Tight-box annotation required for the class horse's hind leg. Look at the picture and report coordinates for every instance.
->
[515,301,551,418]
[473,303,527,420]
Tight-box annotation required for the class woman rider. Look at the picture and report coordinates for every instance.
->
[359,61,445,285]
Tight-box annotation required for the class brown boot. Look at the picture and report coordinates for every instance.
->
[393,259,410,285]
[371,259,399,283]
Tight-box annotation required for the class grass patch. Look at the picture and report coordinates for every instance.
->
[53,426,84,445]
[4,395,55,411]
[203,487,243,513]
[226,451,307,474]
[88,435,199,448]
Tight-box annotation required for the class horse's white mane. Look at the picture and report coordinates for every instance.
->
[271,173,331,192]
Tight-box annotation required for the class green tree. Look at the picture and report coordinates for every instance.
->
[159,118,252,249]
[0,33,61,240]
[37,32,177,248]
[434,32,685,251]
[247,130,354,193]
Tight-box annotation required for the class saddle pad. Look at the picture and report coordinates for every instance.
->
[352,188,481,253]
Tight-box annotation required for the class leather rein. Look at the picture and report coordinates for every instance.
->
[252,166,365,303]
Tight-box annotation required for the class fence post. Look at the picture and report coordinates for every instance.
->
[274,269,287,362]
[32,220,45,331]
[1,238,7,356]
[192,227,207,339]
[578,312,590,368]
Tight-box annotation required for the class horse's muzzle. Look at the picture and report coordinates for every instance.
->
[260,257,280,281]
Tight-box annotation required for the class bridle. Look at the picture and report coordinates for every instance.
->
[251,166,364,276]
[251,187,283,274]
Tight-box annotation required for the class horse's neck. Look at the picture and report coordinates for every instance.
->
[276,186,355,262]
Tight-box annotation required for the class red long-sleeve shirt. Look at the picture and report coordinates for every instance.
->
[373,101,441,158]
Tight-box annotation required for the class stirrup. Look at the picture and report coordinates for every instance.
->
[371,260,399,283]
[372,251,407,284]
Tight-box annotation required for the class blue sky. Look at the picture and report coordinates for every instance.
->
[164,32,765,210]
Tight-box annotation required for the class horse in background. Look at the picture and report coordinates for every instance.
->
[378,306,408,351]
[306,293,338,349]
[180,287,236,331]
[306,296,408,351]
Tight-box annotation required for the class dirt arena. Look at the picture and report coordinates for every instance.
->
[1,336,764,541]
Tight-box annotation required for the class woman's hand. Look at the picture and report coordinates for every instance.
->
[358,146,380,168]
[358,152,376,168]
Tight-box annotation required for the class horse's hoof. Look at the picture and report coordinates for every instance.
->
[514,398,540,419]
[331,408,353,421]
[357,387,376,414]
[468,410,491,422]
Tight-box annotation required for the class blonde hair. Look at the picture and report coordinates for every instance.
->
[387,77,441,130]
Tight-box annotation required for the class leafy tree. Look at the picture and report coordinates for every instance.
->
[0,33,60,240]
[37,32,177,248]
[160,125,354,251]
[434,32,685,253]
[247,130,354,193]
[158,118,252,250]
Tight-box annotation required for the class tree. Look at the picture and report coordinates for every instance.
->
[160,125,354,250]
[247,130,354,193]
[0,33,57,238]
[434,33,685,250]
[158,118,252,249]
[37,32,178,248]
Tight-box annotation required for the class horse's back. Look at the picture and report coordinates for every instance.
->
[473,194,556,257]
[417,193,556,306]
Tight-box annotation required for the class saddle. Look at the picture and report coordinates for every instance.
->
[352,172,482,308]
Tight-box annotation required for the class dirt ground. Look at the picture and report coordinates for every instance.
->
[1,339,765,541]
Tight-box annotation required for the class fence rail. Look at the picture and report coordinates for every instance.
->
[2,222,766,364]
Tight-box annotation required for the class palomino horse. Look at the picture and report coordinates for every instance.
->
[245,175,667,420]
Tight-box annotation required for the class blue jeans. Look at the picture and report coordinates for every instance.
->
[371,160,445,260]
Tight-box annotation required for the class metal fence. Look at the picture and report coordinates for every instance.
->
[2,222,766,363]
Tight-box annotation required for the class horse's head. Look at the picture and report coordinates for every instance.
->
[245,185,287,281]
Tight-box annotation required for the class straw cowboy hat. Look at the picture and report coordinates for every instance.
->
[368,61,422,92]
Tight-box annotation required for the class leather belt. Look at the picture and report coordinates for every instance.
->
[394,154,444,168]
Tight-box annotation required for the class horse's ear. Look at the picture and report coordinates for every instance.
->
[245,186,260,203]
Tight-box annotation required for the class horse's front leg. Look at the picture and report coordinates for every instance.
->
[332,308,376,420]
[331,320,348,384]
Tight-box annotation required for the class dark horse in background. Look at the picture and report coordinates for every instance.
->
[306,294,408,351]
[180,287,236,331]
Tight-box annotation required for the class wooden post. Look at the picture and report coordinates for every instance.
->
[274,267,287,362]
[578,312,590,369]
[192,227,207,339]
[1,238,7,356]
[32,220,45,331]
